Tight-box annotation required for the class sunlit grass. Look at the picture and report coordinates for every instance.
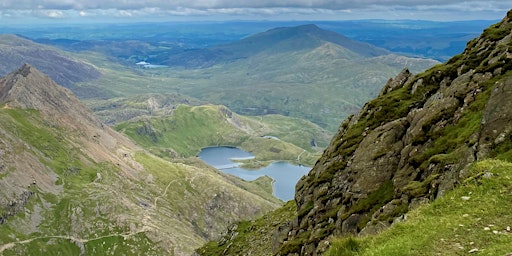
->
[326,159,512,256]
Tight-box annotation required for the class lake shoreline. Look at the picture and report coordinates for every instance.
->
[198,146,310,201]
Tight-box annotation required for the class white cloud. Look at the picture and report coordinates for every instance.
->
[0,0,508,11]
[34,9,66,18]
[0,0,511,22]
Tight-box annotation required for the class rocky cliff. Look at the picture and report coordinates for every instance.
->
[277,10,512,255]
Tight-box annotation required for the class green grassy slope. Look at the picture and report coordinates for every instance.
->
[0,107,164,255]
[0,106,281,255]
[115,104,326,167]
[197,200,298,256]
[326,159,512,256]
[85,93,204,125]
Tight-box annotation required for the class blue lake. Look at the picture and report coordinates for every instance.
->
[198,146,310,201]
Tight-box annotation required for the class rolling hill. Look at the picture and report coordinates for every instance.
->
[159,24,390,68]
[0,35,105,98]
[73,24,438,132]
[114,104,329,167]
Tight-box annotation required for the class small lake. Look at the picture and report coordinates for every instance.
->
[198,146,310,201]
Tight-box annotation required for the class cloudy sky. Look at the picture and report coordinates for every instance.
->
[1,0,511,24]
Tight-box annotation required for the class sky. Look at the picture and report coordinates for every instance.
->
[1,0,512,24]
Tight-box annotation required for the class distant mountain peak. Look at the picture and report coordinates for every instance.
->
[0,64,101,128]
[238,24,389,57]
[162,24,391,68]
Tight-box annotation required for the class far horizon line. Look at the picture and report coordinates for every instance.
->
[0,18,502,27]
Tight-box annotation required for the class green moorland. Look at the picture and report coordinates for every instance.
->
[115,104,327,167]
[325,159,512,256]
[74,41,436,132]
[0,106,281,255]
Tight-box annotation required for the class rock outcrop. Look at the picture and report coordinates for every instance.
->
[277,10,512,255]
[0,63,101,128]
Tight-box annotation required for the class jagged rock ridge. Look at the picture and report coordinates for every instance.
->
[277,10,512,255]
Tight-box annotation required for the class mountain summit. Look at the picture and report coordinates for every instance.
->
[0,63,101,129]
[162,24,391,68]
[237,24,390,57]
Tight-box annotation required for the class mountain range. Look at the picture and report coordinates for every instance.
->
[132,24,437,131]
[1,14,509,255]
[0,24,440,132]
[0,35,103,98]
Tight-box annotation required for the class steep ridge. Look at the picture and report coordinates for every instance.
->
[0,65,281,255]
[0,63,102,129]
[276,10,512,255]
[0,63,135,168]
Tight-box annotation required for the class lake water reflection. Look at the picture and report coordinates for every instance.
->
[198,146,310,201]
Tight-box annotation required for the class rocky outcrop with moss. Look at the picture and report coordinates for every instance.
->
[276,9,512,255]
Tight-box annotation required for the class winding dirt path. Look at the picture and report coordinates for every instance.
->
[0,228,149,253]
[153,179,178,208]
[297,150,306,164]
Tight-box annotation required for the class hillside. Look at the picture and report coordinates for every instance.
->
[197,9,512,255]
[70,24,438,132]
[114,104,329,167]
[0,35,103,97]
[160,24,390,68]
[324,159,512,255]
[0,65,281,255]
[85,93,205,125]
